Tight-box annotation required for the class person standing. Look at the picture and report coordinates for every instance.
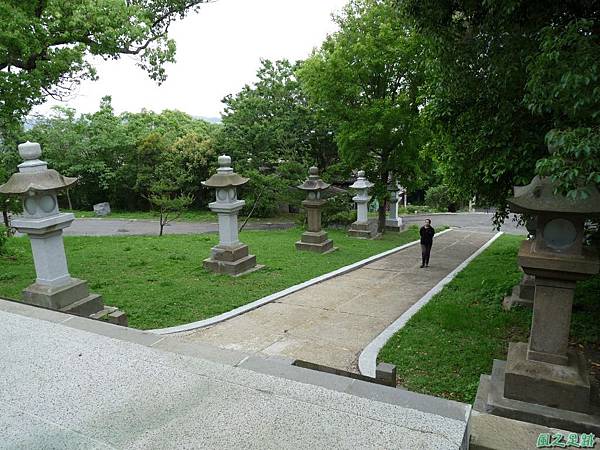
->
[420,219,435,268]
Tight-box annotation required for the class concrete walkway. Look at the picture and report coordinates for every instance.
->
[0,301,470,449]
[176,229,495,372]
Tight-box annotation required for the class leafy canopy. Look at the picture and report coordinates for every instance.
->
[0,0,208,135]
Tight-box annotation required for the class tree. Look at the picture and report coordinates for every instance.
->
[147,181,193,236]
[299,0,425,232]
[0,0,209,137]
[401,0,600,220]
[220,59,338,171]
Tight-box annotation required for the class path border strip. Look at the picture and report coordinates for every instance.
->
[149,228,454,335]
[358,231,504,378]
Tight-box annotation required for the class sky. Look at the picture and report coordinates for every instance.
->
[33,0,348,120]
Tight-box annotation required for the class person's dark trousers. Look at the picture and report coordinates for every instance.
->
[421,243,432,267]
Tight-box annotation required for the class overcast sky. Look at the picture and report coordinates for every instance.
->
[33,0,348,119]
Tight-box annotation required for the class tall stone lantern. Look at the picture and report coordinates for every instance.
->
[348,170,375,239]
[202,155,261,276]
[385,181,404,231]
[295,166,335,253]
[475,175,600,433]
[0,142,105,316]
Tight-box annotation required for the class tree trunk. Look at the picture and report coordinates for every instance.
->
[2,204,10,233]
[66,189,73,210]
[377,158,390,234]
[159,209,165,237]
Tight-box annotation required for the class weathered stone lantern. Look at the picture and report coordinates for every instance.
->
[0,142,106,317]
[385,181,404,231]
[202,155,261,276]
[475,175,600,433]
[295,166,335,253]
[348,170,375,238]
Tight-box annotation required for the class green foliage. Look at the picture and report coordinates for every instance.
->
[147,181,194,236]
[401,0,599,216]
[0,225,8,255]
[424,184,465,212]
[299,0,426,231]
[23,97,218,210]
[0,0,208,136]
[220,59,338,170]
[321,192,356,227]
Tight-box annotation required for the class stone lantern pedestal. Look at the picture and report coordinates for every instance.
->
[296,167,336,253]
[474,176,600,433]
[385,181,404,231]
[348,170,376,239]
[202,155,262,276]
[0,142,124,323]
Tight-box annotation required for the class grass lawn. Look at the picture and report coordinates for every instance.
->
[65,209,298,224]
[0,227,421,330]
[378,234,600,404]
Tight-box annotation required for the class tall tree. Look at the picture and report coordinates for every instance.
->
[220,59,338,171]
[0,0,209,137]
[402,0,600,219]
[299,0,425,232]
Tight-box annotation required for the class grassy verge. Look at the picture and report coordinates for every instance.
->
[0,227,422,330]
[64,209,298,224]
[378,234,600,403]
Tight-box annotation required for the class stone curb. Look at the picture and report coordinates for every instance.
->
[358,231,504,378]
[148,228,454,335]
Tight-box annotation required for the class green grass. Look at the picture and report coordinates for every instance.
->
[0,227,421,330]
[378,234,600,403]
[65,209,298,223]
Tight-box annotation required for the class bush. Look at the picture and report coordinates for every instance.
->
[0,225,9,256]
[322,191,356,227]
[424,185,465,211]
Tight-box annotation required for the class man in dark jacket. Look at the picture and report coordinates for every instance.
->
[420,219,435,268]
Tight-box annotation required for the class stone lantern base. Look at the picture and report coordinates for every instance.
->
[474,343,600,434]
[348,220,377,239]
[21,278,126,325]
[295,230,336,253]
[502,273,535,310]
[385,218,405,232]
[203,243,262,276]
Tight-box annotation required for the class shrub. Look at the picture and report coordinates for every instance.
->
[0,225,9,256]
[425,185,465,211]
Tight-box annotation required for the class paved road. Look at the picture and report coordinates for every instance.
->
[174,229,496,373]
[62,218,295,236]
[59,212,523,236]
[402,212,526,235]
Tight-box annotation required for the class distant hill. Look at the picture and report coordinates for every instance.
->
[196,116,222,124]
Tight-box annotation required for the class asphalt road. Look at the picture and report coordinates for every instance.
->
[401,212,526,235]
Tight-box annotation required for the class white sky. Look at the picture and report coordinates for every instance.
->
[33,0,347,119]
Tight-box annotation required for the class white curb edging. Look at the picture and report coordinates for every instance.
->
[358,231,504,378]
[149,228,454,335]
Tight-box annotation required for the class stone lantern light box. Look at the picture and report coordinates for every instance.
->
[475,174,600,433]
[0,142,119,319]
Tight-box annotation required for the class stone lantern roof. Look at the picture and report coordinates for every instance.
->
[297,167,330,192]
[202,155,249,188]
[350,171,374,190]
[0,142,76,195]
[508,176,600,217]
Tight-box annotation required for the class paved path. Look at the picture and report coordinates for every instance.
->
[62,218,294,236]
[0,302,469,449]
[176,229,495,372]
[402,213,526,235]
[54,212,522,236]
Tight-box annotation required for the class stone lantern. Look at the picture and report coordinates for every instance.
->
[385,181,404,231]
[348,170,375,239]
[295,166,335,253]
[202,155,261,276]
[0,142,107,317]
[475,175,600,433]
